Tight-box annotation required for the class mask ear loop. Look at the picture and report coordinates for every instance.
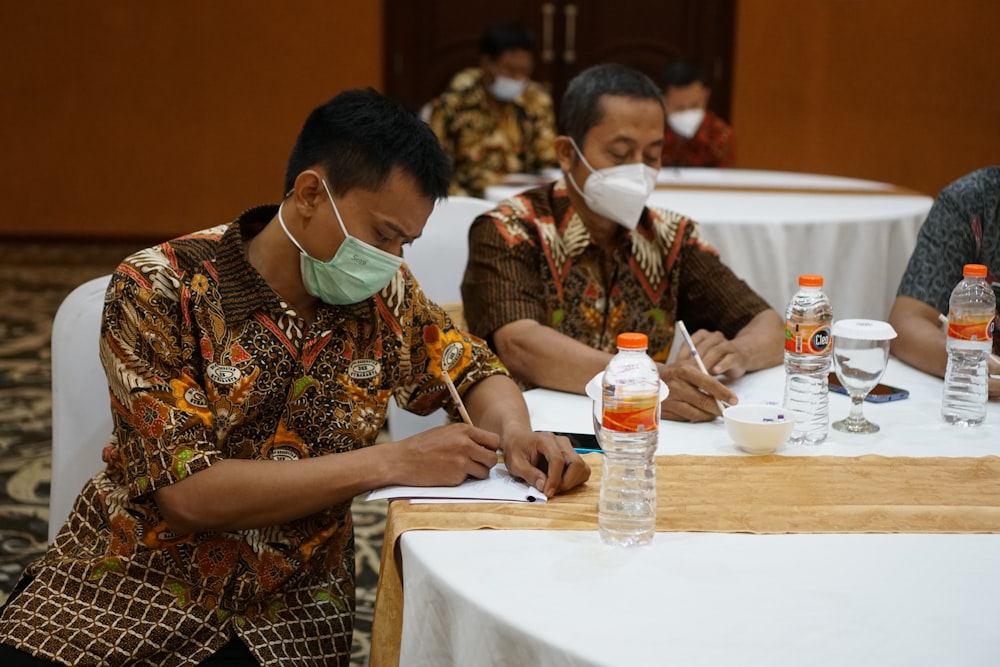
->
[567,137,598,175]
[320,179,353,241]
[276,193,314,259]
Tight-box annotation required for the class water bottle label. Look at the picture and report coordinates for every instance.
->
[784,323,831,355]
[602,394,659,432]
[947,315,995,342]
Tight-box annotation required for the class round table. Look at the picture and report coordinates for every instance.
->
[394,363,1000,666]
[485,168,934,320]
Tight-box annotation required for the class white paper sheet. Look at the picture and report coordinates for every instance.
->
[366,463,547,503]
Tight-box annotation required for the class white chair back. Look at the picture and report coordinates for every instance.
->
[49,274,113,542]
[387,196,495,441]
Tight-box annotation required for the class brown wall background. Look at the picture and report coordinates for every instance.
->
[0,2,383,239]
[1,0,998,239]
[732,0,1000,196]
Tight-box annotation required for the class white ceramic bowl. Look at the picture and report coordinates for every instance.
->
[723,404,795,454]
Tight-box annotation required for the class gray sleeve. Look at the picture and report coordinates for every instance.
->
[896,184,980,314]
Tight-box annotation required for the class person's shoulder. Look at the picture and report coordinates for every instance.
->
[646,205,696,232]
[941,166,1000,199]
[116,224,231,286]
[444,67,484,94]
[520,80,554,107]
[703,110,733,134]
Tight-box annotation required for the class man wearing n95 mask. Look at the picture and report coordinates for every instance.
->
[462,64,782,423]
[659,58,735,168]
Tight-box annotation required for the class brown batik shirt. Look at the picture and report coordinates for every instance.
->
[427,67,557,198]
[0,206,505,666]
[461,179,771,371]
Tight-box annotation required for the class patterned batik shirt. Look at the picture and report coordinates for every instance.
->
[661,110,735,168]
[460,179,771,369]
[427,67,557,198]
[0,206,505,666]
[896,166,1000,353]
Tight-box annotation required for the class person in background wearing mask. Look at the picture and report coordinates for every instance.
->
[659,58,735,168]
[461,65,782,422]
[888,166,1000,398]
[427,22,557,197]
[0,89,589,666]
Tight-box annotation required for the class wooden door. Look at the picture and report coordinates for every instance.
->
[384,0,735,120]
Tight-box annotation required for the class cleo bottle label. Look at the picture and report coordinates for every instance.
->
[784,322,832,355]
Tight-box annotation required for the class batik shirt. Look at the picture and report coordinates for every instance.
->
[461,179,771,367]
[897,166,1000,353]
[0,206,504,666]
[428,67,557,198]
[661,110,735,168]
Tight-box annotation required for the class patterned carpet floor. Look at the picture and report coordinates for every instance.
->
[0,239,386,666]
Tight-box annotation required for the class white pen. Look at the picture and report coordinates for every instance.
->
[676,320,727,416]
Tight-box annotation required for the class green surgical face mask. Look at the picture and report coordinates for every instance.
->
[278,179,403,305]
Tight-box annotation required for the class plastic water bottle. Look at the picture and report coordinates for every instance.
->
[597,332,660,547]
[942,264,996,427]
[783,275,833,445]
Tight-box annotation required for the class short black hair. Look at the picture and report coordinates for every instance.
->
[558,64,665,145]
[659,58,708,91]
[479,22,535,59]
[284,88,450,200]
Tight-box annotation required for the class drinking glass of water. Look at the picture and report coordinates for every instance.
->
[832,319,897,433]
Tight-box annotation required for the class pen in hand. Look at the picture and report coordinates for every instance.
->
[441,371,473,426]
[676,320,728,415]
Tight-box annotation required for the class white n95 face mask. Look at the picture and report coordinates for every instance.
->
[566,138,657,230]
[489,76,527,102]
[667,108,705,138]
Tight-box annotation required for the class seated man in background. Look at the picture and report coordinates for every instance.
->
[889,166,1000,398]
[659,58,735,168]
[427,21,557,197]
[0,89,588,666]
[461,64,783,423]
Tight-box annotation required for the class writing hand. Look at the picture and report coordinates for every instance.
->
[501,431,591,498]
[688,328,751,379]
[390,423,500,487]
[658,362,737,422]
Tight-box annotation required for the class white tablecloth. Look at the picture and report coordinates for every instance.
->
[484,169,934,321]
[397,363,1000,667]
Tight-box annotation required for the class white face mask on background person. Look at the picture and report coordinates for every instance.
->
[667,108,706,138]
[489,75,527,101]
[278,179,403,305]
[565,138,658,230]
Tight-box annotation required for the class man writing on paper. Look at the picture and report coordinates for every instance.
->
[0,90,588,667]
[461,65,783,423]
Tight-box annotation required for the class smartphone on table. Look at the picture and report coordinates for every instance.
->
[827,372,909,403]
[544,431,602,453]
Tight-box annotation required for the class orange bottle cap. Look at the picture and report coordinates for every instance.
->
[799,274,823,287]
[964,264,988,278]
[617,332,649,349]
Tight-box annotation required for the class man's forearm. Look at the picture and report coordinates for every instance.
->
[493,319,614,394]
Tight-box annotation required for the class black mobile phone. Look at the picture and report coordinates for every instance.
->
[827,372,909,403]
[545,431,602,452]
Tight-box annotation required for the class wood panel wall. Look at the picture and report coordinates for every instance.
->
[2,1,997,238]
[0,2,383,239]
[732,0,1000,196]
